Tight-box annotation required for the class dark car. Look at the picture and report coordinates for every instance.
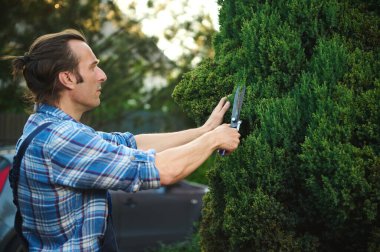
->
[0,147,207,252]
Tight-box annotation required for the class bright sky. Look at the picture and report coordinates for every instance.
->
[115,0,219,61]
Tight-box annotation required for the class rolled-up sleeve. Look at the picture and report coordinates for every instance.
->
[96,131,137,149]
[47,122,160,192]
[130,149,161,191]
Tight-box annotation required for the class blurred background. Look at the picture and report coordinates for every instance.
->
[0,0,218,141]
[0,0,220,185]
[0,1,220,251]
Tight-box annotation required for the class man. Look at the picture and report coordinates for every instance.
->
[8,29,240,251]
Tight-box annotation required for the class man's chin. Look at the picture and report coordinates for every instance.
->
[83,100,101,112]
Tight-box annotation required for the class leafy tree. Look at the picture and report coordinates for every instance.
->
[173,0,380,251]
[1,0,217,135]
[0,0,176,130]
[112,0,217,133]
[1,0,182,143]
[0,0,117,112]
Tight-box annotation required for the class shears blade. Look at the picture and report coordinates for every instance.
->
[230,85,246,129]
[218,84,246,156]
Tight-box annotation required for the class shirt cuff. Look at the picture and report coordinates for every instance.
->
[127,134,138,149]
[130,149,160,192]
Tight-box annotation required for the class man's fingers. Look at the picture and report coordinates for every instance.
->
[221,100,230,113]
[215,97,228,112]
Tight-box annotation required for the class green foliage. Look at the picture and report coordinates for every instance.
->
[0,0,119,112]
[173,59,233,125]
[1,0,216,134]
[186,154,216,185]
[0,0,176,130]
[174,0,380,251]
[151,231,201,252]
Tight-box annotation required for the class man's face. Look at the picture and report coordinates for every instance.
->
[68,40,107,112]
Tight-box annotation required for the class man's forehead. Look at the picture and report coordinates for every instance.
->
[68,39,96,62]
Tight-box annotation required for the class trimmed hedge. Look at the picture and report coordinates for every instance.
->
[173,0,380,251]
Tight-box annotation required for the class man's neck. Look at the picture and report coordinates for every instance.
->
[53,101,83,122]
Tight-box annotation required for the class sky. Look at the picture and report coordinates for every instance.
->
[115,0,219,61]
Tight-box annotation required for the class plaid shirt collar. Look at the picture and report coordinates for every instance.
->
[36,103,75,122]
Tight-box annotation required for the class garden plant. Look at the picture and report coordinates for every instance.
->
[173,0,380,251]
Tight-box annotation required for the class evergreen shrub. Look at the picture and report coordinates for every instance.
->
[173,0,380,251]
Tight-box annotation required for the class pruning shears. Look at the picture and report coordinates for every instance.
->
[219,84,246,156]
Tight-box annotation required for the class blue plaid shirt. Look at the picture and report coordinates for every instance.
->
[16,104,160,251]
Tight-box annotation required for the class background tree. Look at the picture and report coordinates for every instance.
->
[0,0,217,146]
[173,0,380,251]
[0,0,116,112]
[0,0,175,130]
[111,0,217,134]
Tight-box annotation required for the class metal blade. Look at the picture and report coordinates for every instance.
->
[237,84,246,117]
[230,85,246,128]
[218,84,246,156]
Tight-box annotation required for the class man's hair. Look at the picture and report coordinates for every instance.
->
[9,29,87,105]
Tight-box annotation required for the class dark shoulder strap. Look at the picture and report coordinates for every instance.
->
[9,122,53,249]
[14,122,53,175]
[10,122,53,193]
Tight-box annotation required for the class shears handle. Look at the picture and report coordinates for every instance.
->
[218,120,241,156]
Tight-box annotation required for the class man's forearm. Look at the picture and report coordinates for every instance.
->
[135,97,230,152]
[155,130,217,185]
[134,125,211,152]
[155,124,241,185]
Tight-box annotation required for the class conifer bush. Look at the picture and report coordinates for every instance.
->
[173,0,380,251]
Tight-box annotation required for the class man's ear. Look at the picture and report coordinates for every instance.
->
[58,71,76,90]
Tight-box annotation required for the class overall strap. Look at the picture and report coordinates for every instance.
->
[9,122,53,248]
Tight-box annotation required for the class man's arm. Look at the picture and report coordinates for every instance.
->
[155,124,240,185]
[135,97,230,152]
[48,121,160,192]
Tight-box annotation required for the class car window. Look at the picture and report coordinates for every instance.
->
[0,156,11,193]
[0,156,10,170]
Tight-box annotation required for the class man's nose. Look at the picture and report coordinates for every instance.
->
[98,67,107,82]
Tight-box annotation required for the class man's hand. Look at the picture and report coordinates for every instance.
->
[202,97,230,132]
[136,97,230,152]
[156,123,241,185]
[212,124,241,155]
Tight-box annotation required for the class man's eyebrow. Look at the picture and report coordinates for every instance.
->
[90,59,100,68]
